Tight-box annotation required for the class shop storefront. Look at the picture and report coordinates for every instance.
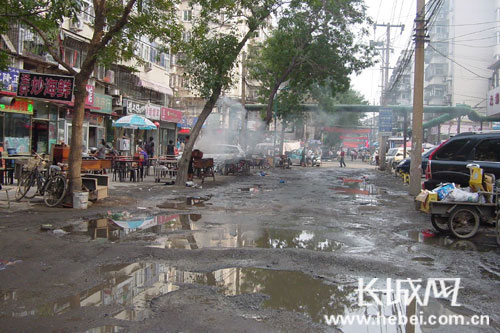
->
[31,100,58,154]
[145,103,161,155]
[0,98,34,154]
[160,107,183,154]
[57,86,112,153]
[1,67,32,154]
[89,92,113,148]
[122,98,147,155]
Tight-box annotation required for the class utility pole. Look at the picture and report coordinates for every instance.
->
[409,0,426,196]
[375,22,404,171]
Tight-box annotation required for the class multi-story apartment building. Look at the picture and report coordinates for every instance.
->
[0,5,182,156]
[386,0,496,144]
[424,0,494,141]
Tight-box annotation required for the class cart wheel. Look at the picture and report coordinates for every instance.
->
[448,208,480,239]
[431,214,449,233]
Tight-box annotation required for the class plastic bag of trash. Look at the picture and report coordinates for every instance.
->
[186,181,194,187]
[432,183,455,200]
[444,188,479,203]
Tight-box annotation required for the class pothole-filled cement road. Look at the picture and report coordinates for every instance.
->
[0,162,499,332]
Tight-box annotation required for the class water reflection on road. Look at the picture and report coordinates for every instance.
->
[2,261,489,332]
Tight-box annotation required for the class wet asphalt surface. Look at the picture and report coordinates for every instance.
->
[0,162,499,332]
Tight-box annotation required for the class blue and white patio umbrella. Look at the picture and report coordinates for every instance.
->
[113,114,157,130]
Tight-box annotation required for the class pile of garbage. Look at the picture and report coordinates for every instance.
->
[433,183,480,203]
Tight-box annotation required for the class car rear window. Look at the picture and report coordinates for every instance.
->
[474,138,500,162]
[434,138,471,161]
[387,148,398,156]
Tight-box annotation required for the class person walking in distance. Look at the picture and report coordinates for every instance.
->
[339,149,346,168]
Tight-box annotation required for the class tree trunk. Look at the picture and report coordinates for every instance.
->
[67,76,88,194]
[175,86,222,185]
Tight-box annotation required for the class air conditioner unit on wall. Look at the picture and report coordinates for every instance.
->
[109,88,120,96]
[144,62,152,72]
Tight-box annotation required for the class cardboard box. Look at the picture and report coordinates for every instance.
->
[422,192,438,213]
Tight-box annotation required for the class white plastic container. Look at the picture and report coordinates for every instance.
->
[73,191,89,209]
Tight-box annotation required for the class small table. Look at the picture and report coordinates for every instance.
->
[154,158,178,182]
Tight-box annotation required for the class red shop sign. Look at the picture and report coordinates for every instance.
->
[161,107,183,123]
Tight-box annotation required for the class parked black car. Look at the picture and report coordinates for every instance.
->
[395,146,437,175]
[424,131,500,190]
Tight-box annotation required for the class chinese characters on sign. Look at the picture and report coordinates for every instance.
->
[486,86,500,116]
[0,67,20,93]
[85,85,95,106]
[161,107,183,123]
[16,72,74,102]
[146,104,161,120]
[379,108,393,135]
[124,99,147,116]
[0,98,33,114]
[94,93,113,115]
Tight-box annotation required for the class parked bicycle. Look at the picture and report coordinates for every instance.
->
[15,153,67,207]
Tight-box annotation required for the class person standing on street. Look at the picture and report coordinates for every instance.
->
[339,149,346,168]
[166,140,175,156]
[145,136,155,158]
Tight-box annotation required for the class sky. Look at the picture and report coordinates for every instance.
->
[350,0,416,105]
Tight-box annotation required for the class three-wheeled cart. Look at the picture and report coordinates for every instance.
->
[429,189,500,244]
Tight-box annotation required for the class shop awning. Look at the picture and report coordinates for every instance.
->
[139,79,173,96]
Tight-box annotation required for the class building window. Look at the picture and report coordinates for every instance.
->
[497,31,500,44]
[434,88,444,97]
[63,47,81,68]
[497,8,500,21]
[182,31,191,42]
[183,10,192,22]
[81,1,94,22]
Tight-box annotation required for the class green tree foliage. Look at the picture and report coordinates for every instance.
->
[174,0,281,184]
[1,0,182,193]
[248,0,375,124]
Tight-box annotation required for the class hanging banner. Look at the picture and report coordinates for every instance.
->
[85,85,95,106]
[17,72,74,102]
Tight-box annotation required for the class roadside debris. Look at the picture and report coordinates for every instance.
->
[40,224,55,231]
[0,258,22,271]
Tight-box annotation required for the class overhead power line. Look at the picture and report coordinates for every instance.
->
[428,44,490,79]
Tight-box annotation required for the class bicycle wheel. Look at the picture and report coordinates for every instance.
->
[15,172,34,201]
[43,175,67,207]
[24,173,43,199]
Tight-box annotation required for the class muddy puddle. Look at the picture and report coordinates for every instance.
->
[157,196,212,210]
[59,213,345,252]
[404,230,499,252]
[331,182,380,206]
[1,263,490,331]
